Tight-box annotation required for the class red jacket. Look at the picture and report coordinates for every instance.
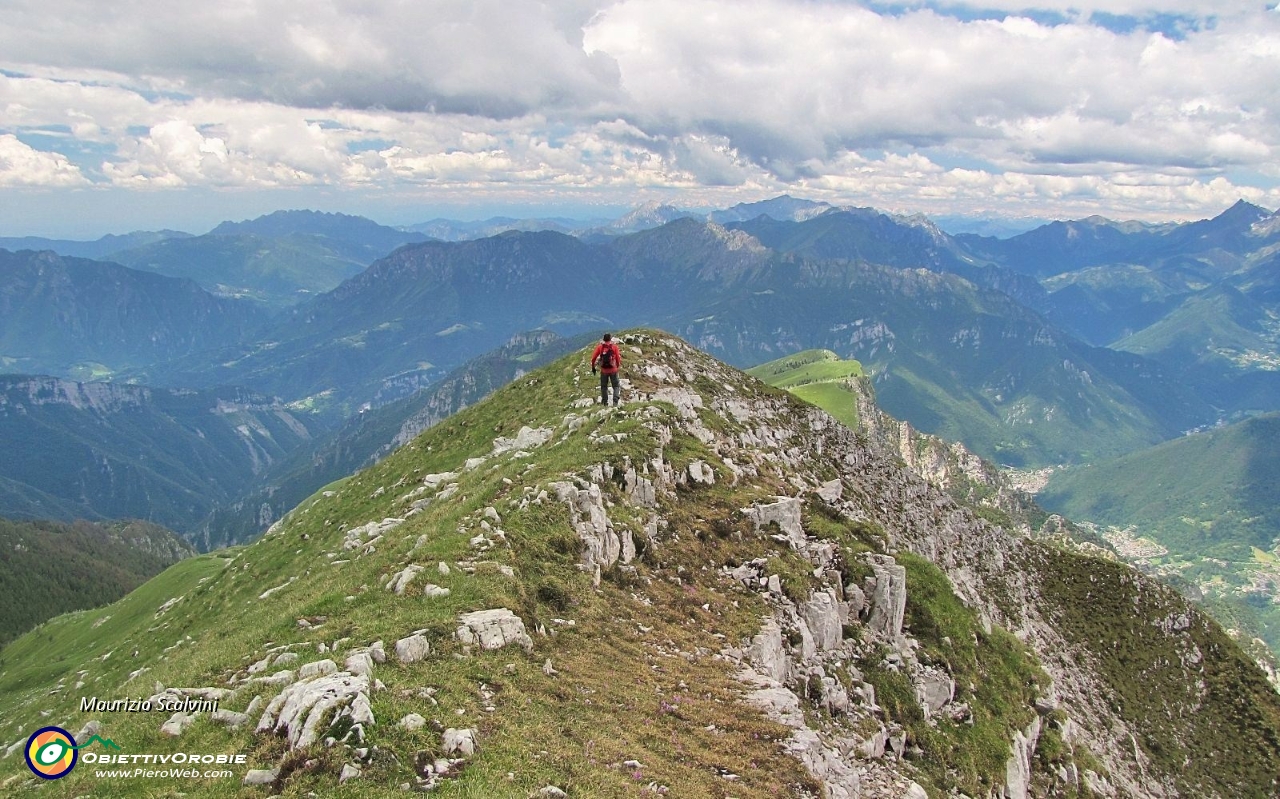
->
[591,341,622,375]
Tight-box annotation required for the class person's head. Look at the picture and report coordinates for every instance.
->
[603,333,612,342]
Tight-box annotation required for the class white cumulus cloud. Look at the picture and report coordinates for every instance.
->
[0,134,88,186]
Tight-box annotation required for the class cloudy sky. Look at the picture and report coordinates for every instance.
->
[1,0,1278,236]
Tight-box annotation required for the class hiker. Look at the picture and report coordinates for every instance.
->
[590,333,622,406]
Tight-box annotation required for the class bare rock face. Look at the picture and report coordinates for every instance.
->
[1004,716,1042,799]
[548,481,629,575]
[865,555,907,641]
[914,668,955,718]
[744,497,806,549]
[455,609,533,652]
[802,589,843,652]
[687,459,716,485]
[748,617,790,684]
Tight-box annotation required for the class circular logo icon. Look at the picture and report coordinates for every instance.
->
[25,726,77,780]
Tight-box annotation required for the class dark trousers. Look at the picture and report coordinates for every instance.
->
[599,372,620,405]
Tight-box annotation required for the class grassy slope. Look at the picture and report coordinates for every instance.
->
[746,349,863,430]
[0,519,193,649]
[1040,414,1280,557]
[1040,412,1280,655]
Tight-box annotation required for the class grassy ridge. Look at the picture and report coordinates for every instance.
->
[2,332,1276,796]
[747,349,863,429]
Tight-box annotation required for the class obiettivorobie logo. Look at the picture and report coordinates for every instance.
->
[24,726,121,780]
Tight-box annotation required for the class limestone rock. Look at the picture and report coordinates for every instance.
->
[748,617,789,684]
[816,478,843,502]
[212,709,250,728]
[801,590,843,652]
[1004,715,1042,799]
[549,481,624,572]
[160,712,197,736]
[256,671,370,750]
[75,720,101,743]
[687,459,715,485]
[442,727,478,757]
[243,768,278,786]
[456,609,533,652]
[744,497,805,548]
[298,659,338,680]
[339,764,361,784]
[399,713,427,731]
[914,668,955,718]
[492,425,553,455]
[386,564,424,595]
[350,692,376,727]
[395,634,431,664]
[344,652,375,678]
[866,555,907,640]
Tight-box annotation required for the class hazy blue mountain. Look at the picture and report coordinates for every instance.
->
[111,231,370,308]
[1037,264,1195,346]
[0,517,194,649]
[725,208,1047,306]
[0,375,317,539]
[707,194,833,223]
[957,215,1177,279]
[0,230,191,260]
[402,216,591,240]
[591,200,697,235]
[0,248,267,380]
[136,230,616,420]
[105,210,434,308]
[931,215,1049,238]
[208,209,430,260]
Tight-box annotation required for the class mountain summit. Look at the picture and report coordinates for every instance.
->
[1,331,1276,797]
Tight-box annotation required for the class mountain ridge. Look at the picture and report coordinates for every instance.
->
[0,331,1275,797]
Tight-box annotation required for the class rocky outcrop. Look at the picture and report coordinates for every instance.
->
[255,670,371,749]
[455,609,533,652]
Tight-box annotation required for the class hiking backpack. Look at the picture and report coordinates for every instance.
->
[598,344,616,371]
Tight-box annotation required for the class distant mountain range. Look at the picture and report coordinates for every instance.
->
[2,195,1279,551]
[0,249,267,380]
[0,375,317,533]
